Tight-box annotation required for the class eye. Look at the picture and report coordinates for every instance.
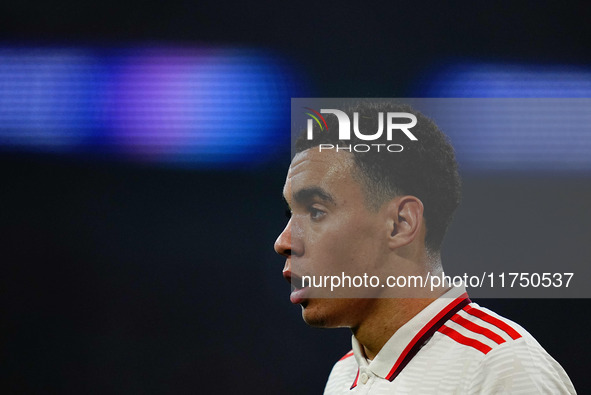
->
[309,206,326,221]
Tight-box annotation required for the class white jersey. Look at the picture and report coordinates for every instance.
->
[324,287,576,394]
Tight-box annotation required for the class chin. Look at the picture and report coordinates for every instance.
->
[300,299,346,328]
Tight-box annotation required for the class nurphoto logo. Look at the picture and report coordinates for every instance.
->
[304,107,418,153]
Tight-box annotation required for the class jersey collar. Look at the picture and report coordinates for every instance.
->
[351,286,470,382]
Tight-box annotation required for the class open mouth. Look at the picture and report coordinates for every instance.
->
[283,270,309,304]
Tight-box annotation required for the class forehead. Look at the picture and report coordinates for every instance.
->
[283,149,357,198]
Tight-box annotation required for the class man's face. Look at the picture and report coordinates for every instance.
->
[274,148,390,328]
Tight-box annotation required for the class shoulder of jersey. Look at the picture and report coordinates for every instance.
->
[338,349,354,362]
[337,350,355,363]
[331,349,357,370]
[436,302,529,355]
[328,349,357,380]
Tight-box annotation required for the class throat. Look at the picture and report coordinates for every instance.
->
[351,297,436,360]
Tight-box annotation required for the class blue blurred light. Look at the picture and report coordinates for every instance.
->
[409,62,591,172]
[0,46,305,166]
[408,99,591,172]
[414,62,591,98]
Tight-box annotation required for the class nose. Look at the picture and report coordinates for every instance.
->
[274,220,292,257]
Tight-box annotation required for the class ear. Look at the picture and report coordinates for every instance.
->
[386,196,425,249]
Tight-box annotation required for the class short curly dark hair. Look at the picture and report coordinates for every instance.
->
[295,101,462,252]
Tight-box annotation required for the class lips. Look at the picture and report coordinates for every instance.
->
[290,286,309,304]
[283,268,309,305]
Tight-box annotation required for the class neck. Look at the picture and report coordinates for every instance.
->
[351,297,437,360]
[352,250,448,360]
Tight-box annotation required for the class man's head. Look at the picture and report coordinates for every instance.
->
[295,101,461,253]
[274,101,461,328]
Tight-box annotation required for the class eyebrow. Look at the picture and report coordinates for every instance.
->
[291,186,336,207]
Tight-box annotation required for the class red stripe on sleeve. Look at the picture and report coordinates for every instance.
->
[438,324,492,354]
[339,350,354,361]
[463,306,522,340]
[450,314,506,344]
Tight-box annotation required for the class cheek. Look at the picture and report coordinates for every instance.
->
[319,229,376,273]
[300,213,382,274]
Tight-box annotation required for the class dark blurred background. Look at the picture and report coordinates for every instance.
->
[1,1,590,393]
